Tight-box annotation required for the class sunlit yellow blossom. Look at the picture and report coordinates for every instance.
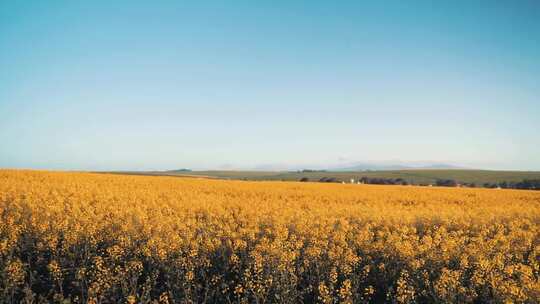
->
[0,170,539,303]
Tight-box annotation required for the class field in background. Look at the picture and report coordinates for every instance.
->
[113,169,540,185]
[1,170,539,303]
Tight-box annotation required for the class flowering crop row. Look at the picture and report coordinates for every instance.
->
[0,170,539,303]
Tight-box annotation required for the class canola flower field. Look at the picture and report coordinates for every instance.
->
[0,170,539,303]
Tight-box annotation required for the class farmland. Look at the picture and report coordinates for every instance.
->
[1,170,539,303]
[113,169,540,186]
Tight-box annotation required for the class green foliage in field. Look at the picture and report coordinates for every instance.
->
[131,169,540,186]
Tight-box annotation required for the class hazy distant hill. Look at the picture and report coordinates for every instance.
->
[330,162,465,171]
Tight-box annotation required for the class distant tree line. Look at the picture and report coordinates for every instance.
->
[483,179,540,190]
[311,176,410,185]
[317,177,338,183]
[358,177,409,185]
[299,176,540,191]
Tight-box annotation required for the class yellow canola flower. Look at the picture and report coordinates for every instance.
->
[0,170,539,303]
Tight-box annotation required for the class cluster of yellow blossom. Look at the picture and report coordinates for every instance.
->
[0,170,539,303]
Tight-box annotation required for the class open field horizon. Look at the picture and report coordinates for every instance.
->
[2,1,540,302]
[103,168,540,187]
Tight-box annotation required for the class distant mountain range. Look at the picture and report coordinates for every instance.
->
[177,161,468,172]
[330,162,465,171]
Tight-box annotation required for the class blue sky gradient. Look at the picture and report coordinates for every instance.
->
[1,1,539,170]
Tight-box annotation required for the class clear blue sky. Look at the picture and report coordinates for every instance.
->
[1,1,539,171]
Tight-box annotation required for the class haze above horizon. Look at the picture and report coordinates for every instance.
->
[1,1,539,171]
